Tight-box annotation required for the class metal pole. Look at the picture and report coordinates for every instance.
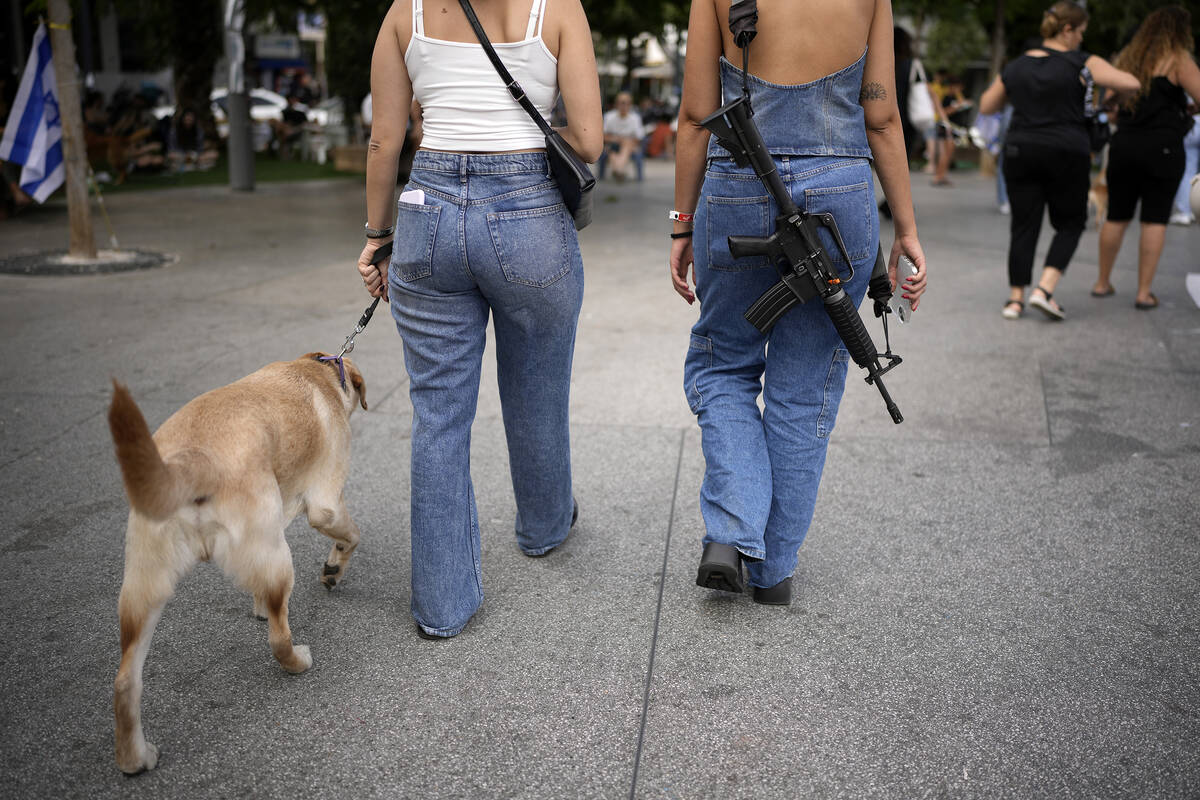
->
[47,0,97,258]
[225,0,254,191]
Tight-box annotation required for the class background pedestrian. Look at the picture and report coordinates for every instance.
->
[1093,5,1200,308]
[356,0,603,638]
[979,1,1138,321]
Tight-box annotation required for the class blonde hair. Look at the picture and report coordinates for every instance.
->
[1114,5,1194,109]
[1040,2,1089,40]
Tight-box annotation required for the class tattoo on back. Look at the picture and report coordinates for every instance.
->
[859,82,887,102]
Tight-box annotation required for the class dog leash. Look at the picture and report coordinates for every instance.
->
[318,241,393,388]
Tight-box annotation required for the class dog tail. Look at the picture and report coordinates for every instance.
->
[108,381,211,519]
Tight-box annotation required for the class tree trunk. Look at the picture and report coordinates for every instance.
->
[990,0,1007,79]
[48,0,97,259]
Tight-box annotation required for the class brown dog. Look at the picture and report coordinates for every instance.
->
[107,353,366,774]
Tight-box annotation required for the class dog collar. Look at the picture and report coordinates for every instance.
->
[316,355,347,391]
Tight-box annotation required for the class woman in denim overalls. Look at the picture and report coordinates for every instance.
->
[356,0,603,638]
[670,0,928,605]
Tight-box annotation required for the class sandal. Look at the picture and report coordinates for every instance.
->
[1090,286,1115,297]
[1134,293,1158,310]
[1002,299,1024,320]
[1029,286,1065,321]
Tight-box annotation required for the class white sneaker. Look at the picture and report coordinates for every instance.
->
[999,203,1011,216]
[1169,211,1194,226]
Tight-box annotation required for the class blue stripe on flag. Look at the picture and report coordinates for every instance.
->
[7,30,53,166]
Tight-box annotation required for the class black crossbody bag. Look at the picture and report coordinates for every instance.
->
[458,0,594,230]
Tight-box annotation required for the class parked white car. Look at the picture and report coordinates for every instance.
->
[153,88,302,138]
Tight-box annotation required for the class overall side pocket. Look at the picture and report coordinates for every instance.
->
[391,201,441,282]
[816,347,851,438]
[683,334,713,414]
[487,204,571,288]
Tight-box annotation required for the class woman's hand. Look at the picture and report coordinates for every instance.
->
[670,236,696,304]
[357,238,392,301]
[889,233,927,311]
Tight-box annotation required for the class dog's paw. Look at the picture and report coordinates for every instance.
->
[321,562,341,590]
[118,743,159,775]
[252,596,269,620]
[285,644,313,674]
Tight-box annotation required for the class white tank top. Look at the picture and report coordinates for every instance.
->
[405,0,559,152]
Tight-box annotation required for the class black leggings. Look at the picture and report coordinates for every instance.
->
[1002,142,1090,287]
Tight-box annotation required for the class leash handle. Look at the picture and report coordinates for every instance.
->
[357,242,391,329]
[368,240,393,267]
[338,241,394,357]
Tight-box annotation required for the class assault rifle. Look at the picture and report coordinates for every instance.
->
[700,94,905,424]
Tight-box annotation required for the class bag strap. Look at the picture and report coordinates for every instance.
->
[910,58,927,86]
[1041,48,1099,116]
[458,0,553,137]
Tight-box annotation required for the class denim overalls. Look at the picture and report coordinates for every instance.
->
[685,54,879,589]
[388,151,583,637]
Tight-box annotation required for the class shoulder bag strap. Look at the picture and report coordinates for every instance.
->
[1042,48,1098,115]
[910,58,926,86]
[458,0,553,137]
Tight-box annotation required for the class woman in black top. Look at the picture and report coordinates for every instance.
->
[980,2,1137,321]
[1093,6,1200,309]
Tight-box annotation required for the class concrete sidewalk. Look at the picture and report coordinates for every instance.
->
[1,161,1198,799]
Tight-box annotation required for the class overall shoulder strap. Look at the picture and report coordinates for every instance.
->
[459,0,552,135]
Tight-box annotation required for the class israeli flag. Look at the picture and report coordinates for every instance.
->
[0,23,64,204]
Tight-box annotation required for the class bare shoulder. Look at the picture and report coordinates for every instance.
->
[1168,49,1198,80]
[543,0,587,37]
[382,0,412,46]
[543,0,588,58]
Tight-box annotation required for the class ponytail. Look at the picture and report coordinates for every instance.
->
[1040,1,1089,40]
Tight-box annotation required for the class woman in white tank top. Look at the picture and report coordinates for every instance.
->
[355,0,602,639]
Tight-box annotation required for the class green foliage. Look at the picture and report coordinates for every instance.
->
[1084,0,1200,58]
[926,8,989,73]
[102,0,224,124]
[324,0,390,119]
[977,0,1200,62]
[895,0,975,21]
[580,0,687,40]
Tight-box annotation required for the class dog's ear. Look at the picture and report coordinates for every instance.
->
[346,361,367,410]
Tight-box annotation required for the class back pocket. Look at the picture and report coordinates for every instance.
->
[706,194,771,271]
[487,204,571,287]
[803,182,873,266]
[391,200,441,282]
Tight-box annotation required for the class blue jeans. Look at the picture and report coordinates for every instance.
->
[388,151,583,637]
[1174,116,1200,217]
[685,155,877,589]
